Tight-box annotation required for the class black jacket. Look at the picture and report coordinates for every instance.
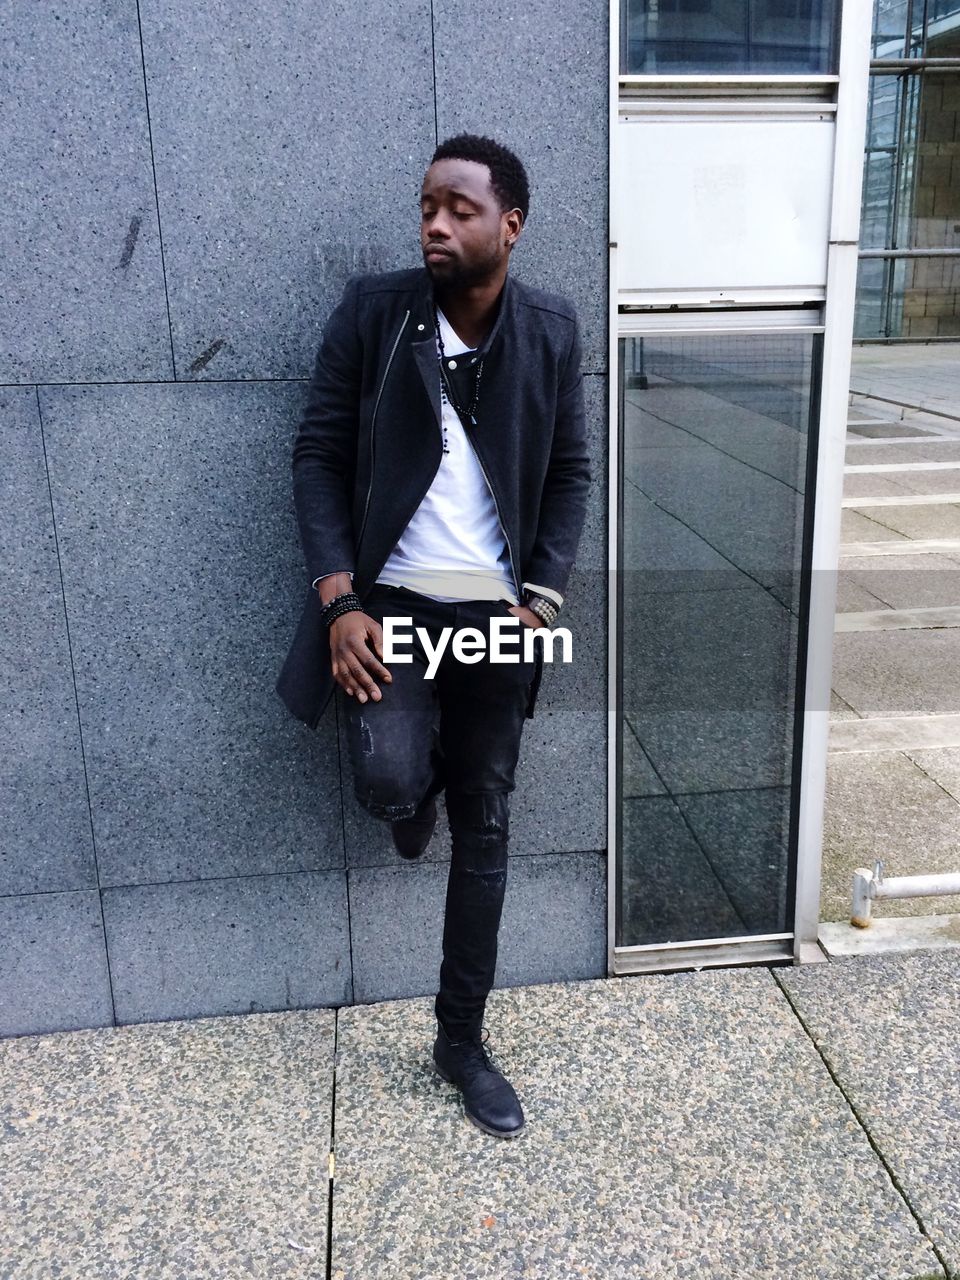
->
[275,266,591,729]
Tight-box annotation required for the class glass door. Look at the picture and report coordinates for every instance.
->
[613,311,823,971]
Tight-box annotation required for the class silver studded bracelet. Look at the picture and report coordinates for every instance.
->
[526,594,559,627]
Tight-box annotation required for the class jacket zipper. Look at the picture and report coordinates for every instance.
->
[462,428,521,601]
[357,309,410,551]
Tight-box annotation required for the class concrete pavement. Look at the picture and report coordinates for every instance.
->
[822,344,960,930]
[2,955,957,1279]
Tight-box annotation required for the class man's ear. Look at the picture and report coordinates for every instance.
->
[504,208,524,248]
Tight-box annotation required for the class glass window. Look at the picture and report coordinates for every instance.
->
[616,329,821,947]
[855,67,960,337]
[620,0,840,74]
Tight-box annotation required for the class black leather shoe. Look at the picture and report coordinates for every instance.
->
[390,795,437,860]
[433,1023,525,1138]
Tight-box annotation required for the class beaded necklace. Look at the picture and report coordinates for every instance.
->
[434,308,484,453]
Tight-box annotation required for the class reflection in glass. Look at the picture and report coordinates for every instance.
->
[616,332,821,947]
[856,68,960,338]
[855,1,960,337]
[621,0,840,74]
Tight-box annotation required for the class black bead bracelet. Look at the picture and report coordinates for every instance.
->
[319,591,363,629]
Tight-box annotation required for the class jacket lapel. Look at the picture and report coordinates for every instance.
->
[408,268,516,429]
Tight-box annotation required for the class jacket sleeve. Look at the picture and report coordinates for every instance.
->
[522,315,591,604]
[291,277,363,587]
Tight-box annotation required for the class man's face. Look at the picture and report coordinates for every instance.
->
[420,158,519,289]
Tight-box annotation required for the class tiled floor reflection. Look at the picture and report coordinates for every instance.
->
[617,335,815,948]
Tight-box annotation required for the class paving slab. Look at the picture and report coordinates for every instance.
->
[842,471,918,500]
[855,503,960,541]
[0,1010,335,1279]
[628,708,794,794]
[834,569,893,612]
[622,721,666,797]
[625,380,811,489]
[820,913,960,956]
[850,345,960,421]
[829,714,960,754]
[847,423,940,439]
[331,971,940,1280]
[841,442,960,465]
[821,751,960,924]
[835,555,960,609]
[830,689,862,720]
[779,950,960,1280]
[621,796,746,945]
[905,745,960,802]
[837,604,960,631]
[831,627,960,717]
[840,508,912,542]
[880,469,960,497]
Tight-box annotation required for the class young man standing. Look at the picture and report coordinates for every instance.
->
[276,134,590,1138]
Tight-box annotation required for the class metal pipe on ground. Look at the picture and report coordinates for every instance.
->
[851,859,960,927]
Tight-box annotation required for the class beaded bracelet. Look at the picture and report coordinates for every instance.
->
[319,591,363,630]
[525,594,560,627]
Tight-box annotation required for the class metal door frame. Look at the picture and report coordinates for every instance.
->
[606,0,874,976]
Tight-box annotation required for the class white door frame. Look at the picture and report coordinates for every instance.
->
[606,0,874,976]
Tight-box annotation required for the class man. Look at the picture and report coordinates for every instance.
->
[276,134,590,1138]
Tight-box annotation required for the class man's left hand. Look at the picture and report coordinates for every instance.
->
[506,604,544,630]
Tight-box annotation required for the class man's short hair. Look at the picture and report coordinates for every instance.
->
[431,133,530,223]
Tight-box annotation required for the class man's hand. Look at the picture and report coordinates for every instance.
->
[329,612,393,704]
[505,604,543,630]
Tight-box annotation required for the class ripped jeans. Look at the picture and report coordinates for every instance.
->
[341,582,539,1041]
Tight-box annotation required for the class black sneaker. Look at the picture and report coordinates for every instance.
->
[433,1023,525,1138]
[390,795,437,860]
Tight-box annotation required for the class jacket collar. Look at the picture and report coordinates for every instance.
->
[410,266,516,358]
[409,267,517,427]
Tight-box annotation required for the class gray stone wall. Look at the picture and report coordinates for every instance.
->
[1,0,608,1037]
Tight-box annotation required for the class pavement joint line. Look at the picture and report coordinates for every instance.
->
[901,749,960,807]
[848,388,960,426]
[846,436,960,446]
[835,605,960,632]
[326,1011,338,1280]
[829,714,960,753]
[841,493,960,508]
[845,462,960,473]
[846,418,908,427]
[840,540,960,556]
[768,968,954,1280]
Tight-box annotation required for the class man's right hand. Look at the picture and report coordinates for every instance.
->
[329,611,392,704]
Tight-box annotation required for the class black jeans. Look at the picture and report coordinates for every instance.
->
[341,582,539,1041]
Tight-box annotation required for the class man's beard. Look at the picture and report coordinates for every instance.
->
[424,243,502,291]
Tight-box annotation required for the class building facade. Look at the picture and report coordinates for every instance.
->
[2,0,876,1038]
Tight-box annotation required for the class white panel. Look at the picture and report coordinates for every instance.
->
[615,115,835,299]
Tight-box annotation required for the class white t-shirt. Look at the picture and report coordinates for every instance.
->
[375,308,519,604]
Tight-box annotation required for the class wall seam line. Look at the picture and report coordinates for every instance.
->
[34,385,119,1026]
[429,0,439,146]
[134,1,178,380]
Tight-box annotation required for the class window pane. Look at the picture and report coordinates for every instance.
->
[616,331,820,947]
[621,0,840,74]
[872,0,911,59]
[855,69,960,338]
